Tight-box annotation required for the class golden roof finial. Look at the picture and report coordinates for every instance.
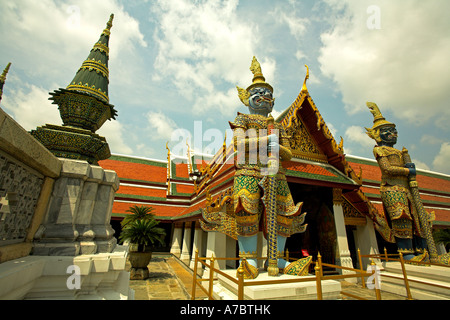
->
[106,13,114,30]
[102,14,114,36]
[0,62,11,84]
[0,62,12,103]
[301,64,309,93]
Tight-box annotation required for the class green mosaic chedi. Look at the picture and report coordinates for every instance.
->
[31,14,117,165]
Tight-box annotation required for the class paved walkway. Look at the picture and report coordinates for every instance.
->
[127,255,406,300]
[126,255,208,300]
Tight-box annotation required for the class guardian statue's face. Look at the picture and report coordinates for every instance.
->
[248,86,274,116]
[379,126,397,146]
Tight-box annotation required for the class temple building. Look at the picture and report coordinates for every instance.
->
[99,79,450,272]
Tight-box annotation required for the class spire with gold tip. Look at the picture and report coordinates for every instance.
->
[48,14,117,132]
[0,62,11,104]
[31,14,117,165]
[66,14,114,103]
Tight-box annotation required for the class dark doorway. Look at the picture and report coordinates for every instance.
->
[285,183,336,264]
[110,217,122,242]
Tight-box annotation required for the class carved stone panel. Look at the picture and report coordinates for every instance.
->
[0,152,44,246]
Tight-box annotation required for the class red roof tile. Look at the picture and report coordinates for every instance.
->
[99,158,167,183]
[284,161,336,177]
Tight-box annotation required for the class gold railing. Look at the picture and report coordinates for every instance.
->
[358,248,450,300]
[190,249,378,300]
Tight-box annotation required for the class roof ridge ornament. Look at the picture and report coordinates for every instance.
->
[301,64,309,93]
[102,14,114,36]
[0,62,11,103]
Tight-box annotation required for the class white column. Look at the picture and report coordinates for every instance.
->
[333,188,356,282]
[355,216,381,269]
[202,231,226,279]
[190,221,205,276]
[180,222,192,265]
[170,222,183,258]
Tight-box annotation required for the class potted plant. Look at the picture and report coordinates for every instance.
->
[119,206,166,279]
[121,205,156,228]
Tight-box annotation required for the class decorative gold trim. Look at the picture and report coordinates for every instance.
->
[239,251,257,259]
[79,59,109,79]
[409,181,418,188]
[344,217,367,226]
[93,41,110,56]
[66,83,109,102]
[101,14,114,36]
[332,188,343,206]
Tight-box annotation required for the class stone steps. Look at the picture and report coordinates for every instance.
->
[379,262,450,300]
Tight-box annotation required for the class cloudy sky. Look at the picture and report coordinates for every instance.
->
[1,0,449,174]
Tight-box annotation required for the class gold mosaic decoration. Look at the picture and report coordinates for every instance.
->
[285,113,327,162]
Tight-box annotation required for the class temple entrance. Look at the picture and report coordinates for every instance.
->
[285,184,337,265]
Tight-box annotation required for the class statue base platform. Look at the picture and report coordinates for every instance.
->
[380,261,450,300]
[212,269,341,300]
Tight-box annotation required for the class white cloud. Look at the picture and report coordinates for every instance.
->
[319,0,450,128]
[411,159,431,172]
[147,111,179,142]
[270,5,308,42]
[326,122,338,139]
[1,84,61,130]
[344,125,374,155]
[151,0,265,116]
[420,134,443,146]
[97,120,133,155]
[0,0,148,122]
[0,0,146,82]
[432,142,450,175]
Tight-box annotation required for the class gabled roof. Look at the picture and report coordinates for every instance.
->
[276,80,360,183]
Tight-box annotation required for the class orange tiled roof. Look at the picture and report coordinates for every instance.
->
[111,201,186,218]
[99,157,167,183]
[284,161,336,177]
[99,153,449,225]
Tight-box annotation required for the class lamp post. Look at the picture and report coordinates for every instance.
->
[189,169,202,192]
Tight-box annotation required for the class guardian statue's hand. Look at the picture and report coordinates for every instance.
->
[405,162,416,177]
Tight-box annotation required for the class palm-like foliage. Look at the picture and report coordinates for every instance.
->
[434,229,450,251]
[121,205,155,228]
[119,219,166,252]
